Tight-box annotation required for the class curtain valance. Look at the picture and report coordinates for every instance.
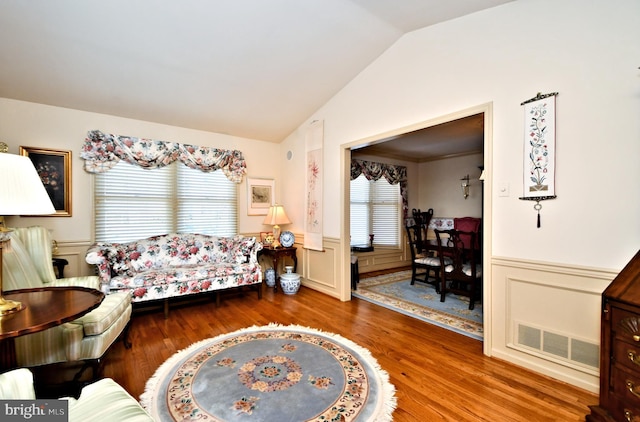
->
[350,159,408,218]
[350,159,406,184]
[81,130,247,183]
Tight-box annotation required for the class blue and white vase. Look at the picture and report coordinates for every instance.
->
[279,267,300,295]
[265,268,276,287]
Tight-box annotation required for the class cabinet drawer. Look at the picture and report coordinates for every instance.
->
[614,339,640,374]
[612,366,640,408]
[612,307,640,343]
[609,394,640,422]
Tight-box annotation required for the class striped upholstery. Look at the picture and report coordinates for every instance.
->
[415,256,451,267]
[2,226,132,367]
[0,369,153,422]
[0,368,36,399]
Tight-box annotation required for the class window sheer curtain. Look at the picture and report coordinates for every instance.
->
[350,159,408,219]
[81,130,247,182]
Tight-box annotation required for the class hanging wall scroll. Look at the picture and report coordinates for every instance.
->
[304,120,324,251]
[519,92,558,227]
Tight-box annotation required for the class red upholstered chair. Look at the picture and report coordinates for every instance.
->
[453,217,481,251]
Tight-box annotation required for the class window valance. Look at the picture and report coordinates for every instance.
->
[350,159,406,184]
[81,130,247,183]
[351,159,408,218]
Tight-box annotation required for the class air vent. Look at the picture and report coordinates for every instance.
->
[515,322,599,371]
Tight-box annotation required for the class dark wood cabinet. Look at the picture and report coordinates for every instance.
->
[588,250,640,422]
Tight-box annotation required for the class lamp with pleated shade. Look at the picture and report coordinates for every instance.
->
[262,204,291,248]
[0,152,56,315]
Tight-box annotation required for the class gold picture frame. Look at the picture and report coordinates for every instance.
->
[19,146,72,217]
[247,178,274,216]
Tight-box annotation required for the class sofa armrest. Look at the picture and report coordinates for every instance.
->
[67,378,154,422]
[86,247,113,285]
[249,239,263,263]
[0,368,36,400]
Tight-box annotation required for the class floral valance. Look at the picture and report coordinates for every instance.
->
[81,130,247,183]
[351,159,409,218]
[350,159,406,184]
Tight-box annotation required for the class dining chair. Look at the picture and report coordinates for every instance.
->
[434,228,482,310]
[453,217,481,250]
[405,221,449,293]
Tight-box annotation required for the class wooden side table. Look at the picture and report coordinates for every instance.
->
[0,287,104,370]
[258,246,297,292]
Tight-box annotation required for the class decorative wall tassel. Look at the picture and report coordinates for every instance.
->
[535,202,542,228]
[519,195,556,228]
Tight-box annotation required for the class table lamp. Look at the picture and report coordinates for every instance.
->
[263,204,291,248]
[0,151,56,315]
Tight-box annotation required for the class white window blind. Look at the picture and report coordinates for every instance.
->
[94,161,237,243]
[350,174,401,247]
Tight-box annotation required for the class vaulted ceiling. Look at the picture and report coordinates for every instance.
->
[0,0,510,150]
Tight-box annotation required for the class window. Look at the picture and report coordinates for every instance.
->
[350,174,401,248]
[94,161,237,242]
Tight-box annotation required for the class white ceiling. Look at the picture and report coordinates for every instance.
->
[0,0,511,144]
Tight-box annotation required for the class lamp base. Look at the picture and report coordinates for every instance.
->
[271,225,282,248]
[0,296,24,316]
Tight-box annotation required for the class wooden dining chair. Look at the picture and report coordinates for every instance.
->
[405,221,448,293]
[434,228,482,310]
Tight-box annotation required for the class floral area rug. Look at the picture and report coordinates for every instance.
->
[141,324,396,421]
[352,270,483,340]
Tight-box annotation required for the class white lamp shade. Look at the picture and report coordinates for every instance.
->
[0,153,56,215]
[263,204,291,226]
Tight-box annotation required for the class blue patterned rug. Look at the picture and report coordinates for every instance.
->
[141,324,396,421]
[352,270,483,340]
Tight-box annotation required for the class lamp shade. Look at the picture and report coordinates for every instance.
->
[263,204,291,226]
[0,153,56,215]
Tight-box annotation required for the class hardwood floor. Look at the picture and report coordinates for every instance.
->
[99,281,597,421]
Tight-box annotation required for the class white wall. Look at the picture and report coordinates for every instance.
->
[418,153,483,219]
[282,0,639,269]
[0,98,281,243]
[280,0,640,391]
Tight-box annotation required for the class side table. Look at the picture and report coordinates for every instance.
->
[0,287,104,370]
[258,246,297,292]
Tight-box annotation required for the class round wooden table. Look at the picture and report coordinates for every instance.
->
[0,287,104,370]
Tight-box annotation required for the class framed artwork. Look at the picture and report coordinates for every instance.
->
[260,231,274,246]
[19,146,72,216]
[247,178,274,215]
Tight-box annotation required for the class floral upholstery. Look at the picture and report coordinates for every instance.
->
[86,233,263,303]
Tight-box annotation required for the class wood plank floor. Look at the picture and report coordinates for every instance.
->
[99,279,598,421]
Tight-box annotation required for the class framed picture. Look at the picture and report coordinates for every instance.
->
[247,178,274,215]
[19,146,72,216]
[260,231,274,246]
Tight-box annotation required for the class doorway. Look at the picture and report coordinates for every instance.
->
[341,103,493,354]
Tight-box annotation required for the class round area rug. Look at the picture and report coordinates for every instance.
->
[141,324,396,421]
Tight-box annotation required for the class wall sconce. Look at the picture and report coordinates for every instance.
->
[460,175,470,199]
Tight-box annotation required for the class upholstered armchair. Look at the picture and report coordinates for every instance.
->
[0,368,153,421]
[1,226,132,371]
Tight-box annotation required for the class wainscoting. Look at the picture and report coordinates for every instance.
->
[490,256,617,393]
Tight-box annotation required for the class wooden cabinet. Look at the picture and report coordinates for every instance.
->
[588,250,640,422]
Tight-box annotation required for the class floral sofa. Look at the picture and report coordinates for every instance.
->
[86,233,263,317]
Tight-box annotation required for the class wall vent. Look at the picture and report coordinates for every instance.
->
[515,322,599,371]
